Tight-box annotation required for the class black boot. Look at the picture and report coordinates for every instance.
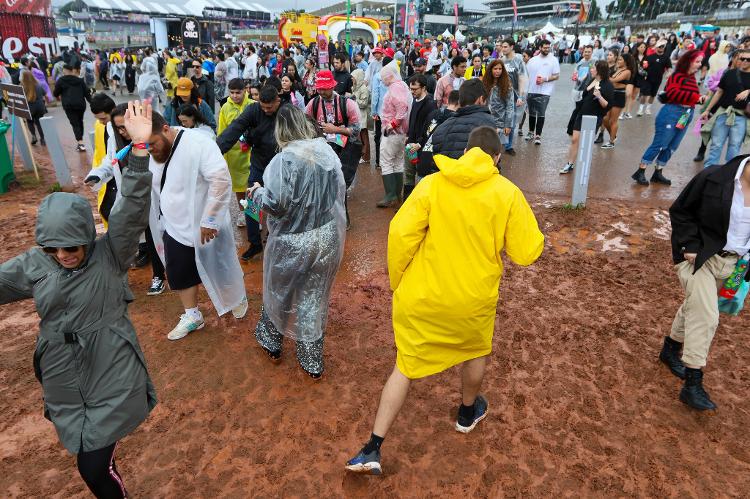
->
[680,368,717,411]
[631,168,649,186]
[659,336,686,379]
[650,168,672,185]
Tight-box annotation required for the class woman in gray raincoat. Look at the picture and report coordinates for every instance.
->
[137,56,166,114]
[0,101,157,498]
[248,104,347,379]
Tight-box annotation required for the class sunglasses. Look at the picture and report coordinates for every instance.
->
[741,57,750,62]
[42,245,82,254]
[192,65,201,69]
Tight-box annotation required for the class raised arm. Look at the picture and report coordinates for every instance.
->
[104,101,153,272]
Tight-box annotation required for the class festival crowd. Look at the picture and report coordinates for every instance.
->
[1,23,750,496]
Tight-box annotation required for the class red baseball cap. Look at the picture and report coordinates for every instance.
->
[384,48,395,58]
[315,69,336,90]
[372,47,385,55]
[414,41,422,48]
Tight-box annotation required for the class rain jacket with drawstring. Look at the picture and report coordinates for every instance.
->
[0,154,157,454]
[388,147,544,379]
[137,57,167,112]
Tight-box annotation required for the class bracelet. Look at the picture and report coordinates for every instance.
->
[132,142,149,150]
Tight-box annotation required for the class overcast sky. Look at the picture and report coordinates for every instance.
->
[55,0,615,17]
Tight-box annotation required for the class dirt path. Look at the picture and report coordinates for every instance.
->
[1,166,749,497]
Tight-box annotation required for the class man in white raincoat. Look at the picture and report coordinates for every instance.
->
[146,111,248,340]
[137,57,167,114]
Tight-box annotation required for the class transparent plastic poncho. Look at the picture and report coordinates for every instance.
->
[251,138,347,342]
[137,58,166,110]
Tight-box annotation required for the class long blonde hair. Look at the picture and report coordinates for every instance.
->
[21,71,37,102]
[274,104,318,149]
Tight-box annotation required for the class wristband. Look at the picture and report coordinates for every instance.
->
[132,142,149,150]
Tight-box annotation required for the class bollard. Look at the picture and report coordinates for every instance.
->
[39,116,73,186]
[12,117,35,173]
[571,115,597,206]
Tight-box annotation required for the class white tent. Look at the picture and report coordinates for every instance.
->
[454,29,466,42]
[441,28,453,39]
[535,22,563,35]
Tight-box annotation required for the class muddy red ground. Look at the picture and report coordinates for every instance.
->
[1,152,750,498]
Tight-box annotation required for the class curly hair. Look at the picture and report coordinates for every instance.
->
[482,59,512,99]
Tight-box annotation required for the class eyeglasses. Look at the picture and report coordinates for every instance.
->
[192,65,201,69]
[740,57,750,62]
[42,245,82,254]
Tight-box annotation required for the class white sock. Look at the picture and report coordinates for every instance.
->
[185,307,202,321]
[646,104,652,111]
[638,104,644,112]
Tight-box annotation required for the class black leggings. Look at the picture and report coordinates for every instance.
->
[144,224,165,280]
[26,117,45,140]
[528,115,545,136]
[374,118,382,167]
[64,108,85,141]
[77,442,127,499]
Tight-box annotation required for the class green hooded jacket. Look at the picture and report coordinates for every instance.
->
[0,155,157,454]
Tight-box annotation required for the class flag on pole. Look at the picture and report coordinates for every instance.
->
[578,0,587,22]
[512,0,518,21]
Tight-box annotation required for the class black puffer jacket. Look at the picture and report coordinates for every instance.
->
[420,104,496,175]
[216,102,279,173]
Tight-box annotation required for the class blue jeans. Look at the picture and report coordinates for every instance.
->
[705,112,747,168]
[640,104,693,167]
[245,166,264,246]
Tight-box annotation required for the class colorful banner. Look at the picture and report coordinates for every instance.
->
[406,1,418,38]
[0,0,52,16]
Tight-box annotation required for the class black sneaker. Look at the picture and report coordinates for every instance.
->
[241,244,263,261]
[455,395,489,433]
[134,246,150,268]
[147,277,166,296]
[594,133,604,144]
[693,153,704,162]
[504,148,516,156]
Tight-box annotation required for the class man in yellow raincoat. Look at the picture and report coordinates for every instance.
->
[218,78,253,227]
[346,126,544,475]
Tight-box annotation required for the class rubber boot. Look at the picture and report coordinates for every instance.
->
[403,183,415,201]
[650,168,672,185]
[680,367,717,411]
[376,174,398,208]
[393,173,404,204]
[631,168,649,186]
[659,336,686,379]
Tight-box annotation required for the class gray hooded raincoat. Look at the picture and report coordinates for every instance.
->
[0,155,157,454]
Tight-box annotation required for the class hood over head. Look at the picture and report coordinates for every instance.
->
[433,147,498,188]
[35,192,96,248]
[351,68,365,88]
[380,60,402,86]
[142,57,158,75]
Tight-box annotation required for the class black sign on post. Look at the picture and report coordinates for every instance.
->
[181,18,200,47]
[0,83,32,121]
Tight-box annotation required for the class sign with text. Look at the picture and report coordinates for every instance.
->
[181,18,200,46]
[0,0,52,16]
[0,83,32,121]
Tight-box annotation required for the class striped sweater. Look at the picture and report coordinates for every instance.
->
[664,72,701,106]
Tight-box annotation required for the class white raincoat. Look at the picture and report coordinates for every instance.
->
[148,128,246,315]
[251,138,347,342]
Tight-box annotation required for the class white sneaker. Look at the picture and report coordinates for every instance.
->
[619,114,625,120]
[636,110,643,117]
[236,214,246,228]
[560,162,574,174]
[232,296,248,319]
[167,314,205,340]
[645,107,652,115]
[534,135,542,145]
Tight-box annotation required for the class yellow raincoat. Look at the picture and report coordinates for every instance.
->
[165,57,181,99]
[218,94,254,191]
[92,120,109,227]
[389,147,544,379]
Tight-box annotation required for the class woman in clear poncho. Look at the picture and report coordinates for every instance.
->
[137,57,166,113]
[248,105,347,379]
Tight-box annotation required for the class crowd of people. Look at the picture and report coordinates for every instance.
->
[1,24,750,497]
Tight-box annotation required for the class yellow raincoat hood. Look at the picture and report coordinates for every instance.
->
[434,147,498,187]
[388,147,544,379]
